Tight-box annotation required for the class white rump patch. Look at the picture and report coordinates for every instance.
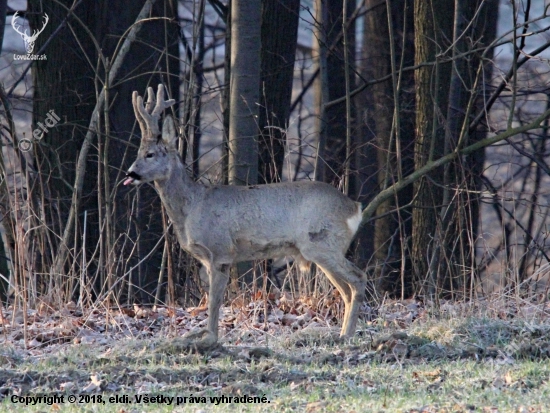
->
[346,203,362,235]
[295,254,312,273]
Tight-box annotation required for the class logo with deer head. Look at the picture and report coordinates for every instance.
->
[11,12,49,54]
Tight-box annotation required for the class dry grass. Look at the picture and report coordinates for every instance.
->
[0,295,549,412]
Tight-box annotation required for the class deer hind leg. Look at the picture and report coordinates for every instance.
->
[302,248,366,337]
[322,258,366,337]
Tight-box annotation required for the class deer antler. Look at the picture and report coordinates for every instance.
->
[31,14,49,41]
[132,84,175,140]
[11,12,28,37]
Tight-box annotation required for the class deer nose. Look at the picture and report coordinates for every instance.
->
[126,171,141,180]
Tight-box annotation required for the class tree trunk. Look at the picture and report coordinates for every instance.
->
[313,0,329,182]
[28,0,100,299]
[358,0,415,296]
[258,0,300,184]
[28,0,179,302]
[314,0,355,186]
[228,0,261,287]
[411,0,453,295]
[228,0,261,186]
[0,0,7,53]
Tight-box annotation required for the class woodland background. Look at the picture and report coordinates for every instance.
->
[1,0,550,312]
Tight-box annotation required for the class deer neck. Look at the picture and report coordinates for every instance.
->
[153,155,202,226]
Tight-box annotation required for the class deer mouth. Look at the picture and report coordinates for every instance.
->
[124,171,142,185]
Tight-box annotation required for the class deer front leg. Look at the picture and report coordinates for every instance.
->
[182,264,228,350]
[206,264,229,340]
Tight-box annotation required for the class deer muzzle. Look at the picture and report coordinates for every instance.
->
[123,171,142,185]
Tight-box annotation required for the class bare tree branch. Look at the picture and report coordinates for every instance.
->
[361,109,550,225]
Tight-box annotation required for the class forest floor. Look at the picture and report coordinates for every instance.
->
[0,293,549,412]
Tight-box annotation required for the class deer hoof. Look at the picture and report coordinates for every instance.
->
[181,329,218,352]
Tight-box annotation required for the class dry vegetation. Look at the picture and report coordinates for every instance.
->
[1,291,550,412]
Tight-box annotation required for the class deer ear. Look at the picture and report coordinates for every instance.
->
[162,116,178,149]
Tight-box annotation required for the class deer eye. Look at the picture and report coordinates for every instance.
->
[146,153,154,158]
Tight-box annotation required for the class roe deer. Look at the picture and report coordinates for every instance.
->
[124,84,368,348]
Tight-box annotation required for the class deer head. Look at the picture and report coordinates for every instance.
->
[124,85,176,185]
[11,12,49,54]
